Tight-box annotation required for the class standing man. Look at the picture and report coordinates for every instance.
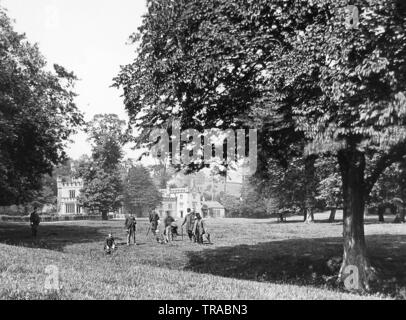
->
[164,211,175,243]
[193,212,206,244]
[149,210,161,237]
[201,205,209,220]
[125,214,137,246]
[29,206,41,238]
[193,205,212,244]
[182,208,196,242]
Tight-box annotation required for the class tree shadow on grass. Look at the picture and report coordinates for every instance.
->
[256,219,306,225]
[0,222,109,251]
[255,217,342,225]
[184,234,406,297]
[364,220,399,225]
[259,218,400,226]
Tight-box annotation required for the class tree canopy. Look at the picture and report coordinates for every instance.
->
[0,7,83,205]
[77,114,126,219]
[123,165,162,217]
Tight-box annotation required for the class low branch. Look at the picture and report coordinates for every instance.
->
[364,141,406,196]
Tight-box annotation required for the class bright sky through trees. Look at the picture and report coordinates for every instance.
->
[2,0,147,159]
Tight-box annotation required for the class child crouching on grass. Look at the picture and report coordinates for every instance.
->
[104,234,117,254]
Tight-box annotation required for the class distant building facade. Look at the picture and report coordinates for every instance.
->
[156,186,202,219]
[57,177,84,215]
[56,175,229,219]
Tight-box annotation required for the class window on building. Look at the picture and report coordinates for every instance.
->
[65,203,75,214]
[76,205,81,214]
[69,190,76,199]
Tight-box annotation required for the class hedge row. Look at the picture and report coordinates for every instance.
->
[0,215,102,223]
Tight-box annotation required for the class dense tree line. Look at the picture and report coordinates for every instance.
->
[75,114,162,220]
[123,164,162,217]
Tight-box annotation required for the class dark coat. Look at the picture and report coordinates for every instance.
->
[106,237,115,247]
[149,212,160,223]
[193,218,205,236]
[164,216,175,227]
[182,213,196,232]
[30,212,40,226]
[125,217,137,231]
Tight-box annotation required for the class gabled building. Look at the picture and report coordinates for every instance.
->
[202,201,226,218]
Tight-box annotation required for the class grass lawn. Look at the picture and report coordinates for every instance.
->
[0,212,405,300]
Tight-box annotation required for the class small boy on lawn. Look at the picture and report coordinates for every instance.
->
[104,234,117,254]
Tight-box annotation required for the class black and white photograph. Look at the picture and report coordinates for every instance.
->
[0,0,406,309]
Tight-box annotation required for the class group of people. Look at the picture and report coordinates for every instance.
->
[28,204,211,256]
[181,206,211,244]
[104,205,211,254]
[150,205,211,244]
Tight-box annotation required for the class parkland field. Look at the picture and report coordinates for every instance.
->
[1,213,405,300]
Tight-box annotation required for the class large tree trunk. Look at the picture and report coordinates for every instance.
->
[305,207,314,223]
[304,156,317,223]
[393,206,405,223]
[400,207,406,223]
[328,208,337,222]
[101,211,109,221]
[338,150,376,292]
[302,206,307,222]
[401,208,406,223]
[378,205,385,223]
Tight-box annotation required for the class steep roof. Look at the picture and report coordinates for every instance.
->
[203,201,225,209]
